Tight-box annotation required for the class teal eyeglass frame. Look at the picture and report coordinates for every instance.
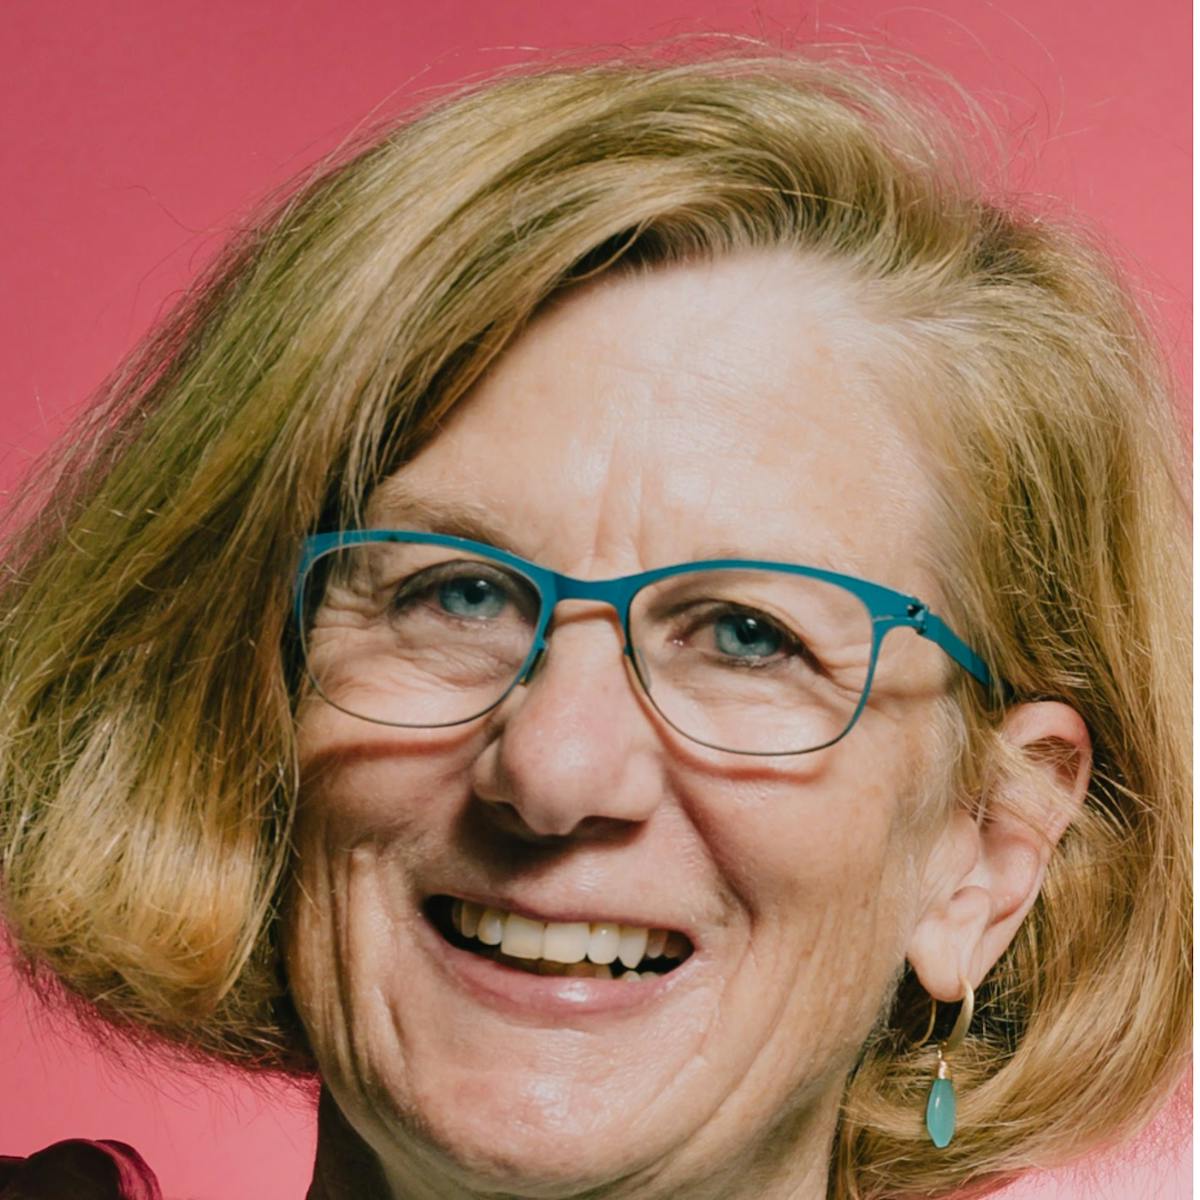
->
[294,530,1000,755]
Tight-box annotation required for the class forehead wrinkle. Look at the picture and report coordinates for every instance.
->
[564,401,887,584]
[577,388,661,575]
[371,375,928,592]
[370,254,944,602]
[579,361,902,585]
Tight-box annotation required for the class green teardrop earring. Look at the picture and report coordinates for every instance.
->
[916,977,974,1149]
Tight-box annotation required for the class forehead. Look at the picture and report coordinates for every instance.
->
[375,251,936,591]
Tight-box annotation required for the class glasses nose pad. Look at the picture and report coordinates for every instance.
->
[518,643,547,686]
[627,640,651,692]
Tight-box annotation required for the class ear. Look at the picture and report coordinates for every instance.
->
[906,701,1092,1001]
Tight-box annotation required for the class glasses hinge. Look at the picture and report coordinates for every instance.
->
[906,601,929,632]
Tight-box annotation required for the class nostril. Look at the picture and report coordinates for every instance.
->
[474,794,576,846]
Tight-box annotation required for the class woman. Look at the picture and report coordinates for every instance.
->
[0,51,1189,1200]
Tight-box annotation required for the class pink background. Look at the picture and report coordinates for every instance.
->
[0,2,1190,1198]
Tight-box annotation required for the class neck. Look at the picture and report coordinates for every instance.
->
[305,1085,837,1200]
[305,1089,392,1200]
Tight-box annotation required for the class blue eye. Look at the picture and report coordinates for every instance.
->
[437,575,508,619]
[713,612,783,659]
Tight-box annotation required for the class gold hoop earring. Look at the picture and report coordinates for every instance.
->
[916,977,974,1148]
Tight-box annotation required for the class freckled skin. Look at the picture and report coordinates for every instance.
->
[285,251,963,1200]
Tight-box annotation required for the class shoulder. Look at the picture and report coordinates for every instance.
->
[0,1139,161,1199]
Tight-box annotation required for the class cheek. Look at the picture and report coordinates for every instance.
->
[701,749,917,913]
[694,734,927,1009]
[294,702,481,851]
[282,714,480,1063]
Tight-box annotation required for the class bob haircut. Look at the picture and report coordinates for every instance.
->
[0,48,1189,1200]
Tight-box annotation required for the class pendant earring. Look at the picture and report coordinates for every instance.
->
[916,977,974,1148]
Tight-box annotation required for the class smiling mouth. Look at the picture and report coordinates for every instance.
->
[425,895,694,981]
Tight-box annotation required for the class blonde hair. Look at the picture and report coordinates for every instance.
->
[0,48,1188,1199]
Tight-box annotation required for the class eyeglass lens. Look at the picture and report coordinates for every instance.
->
[300,541,875,754]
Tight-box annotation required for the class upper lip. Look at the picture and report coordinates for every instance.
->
[429,890,698,947]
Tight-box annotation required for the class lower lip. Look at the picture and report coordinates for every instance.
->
[417,914,693,1019]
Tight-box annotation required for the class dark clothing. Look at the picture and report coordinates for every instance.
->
[0,1140,161,1200]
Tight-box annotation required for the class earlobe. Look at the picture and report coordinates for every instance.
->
[907,700,1092,999]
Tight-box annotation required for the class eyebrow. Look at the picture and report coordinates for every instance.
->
[685,540,872,578]
[368,480,876,579]
[367,480,524,555]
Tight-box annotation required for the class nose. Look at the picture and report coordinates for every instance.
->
[470,604,665,840]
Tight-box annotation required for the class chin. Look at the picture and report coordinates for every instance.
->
[367,1077,677,1197]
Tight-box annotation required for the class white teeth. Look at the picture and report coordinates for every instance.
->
[445,899,685,971]
[477,907,504,946]
[501,913,544,960]
[587,922,621,964]
[617,924,649,969]
[542,921,591,963]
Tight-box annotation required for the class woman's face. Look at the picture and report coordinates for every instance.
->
[286,251,961,1198]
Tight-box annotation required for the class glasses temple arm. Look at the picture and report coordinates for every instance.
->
[917,610,1013,702]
